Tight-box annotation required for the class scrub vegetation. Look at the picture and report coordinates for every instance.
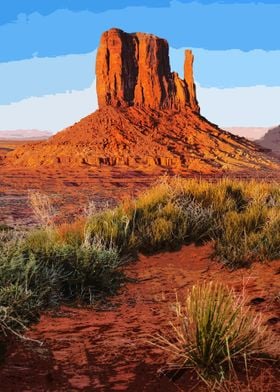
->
[1,177,280,379]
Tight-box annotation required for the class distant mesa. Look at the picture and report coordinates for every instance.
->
[256,125,280,155]
[224,127,271,141]
[0,129,52,140]
[4,28,277,173]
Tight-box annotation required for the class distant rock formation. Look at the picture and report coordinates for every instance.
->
[224,127,271,141]
[0,129,52,140]
[96,28,199,112]
[256,125,280,155]
[4,28,277,173]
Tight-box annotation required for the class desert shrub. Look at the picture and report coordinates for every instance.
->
[168,178,239,215]
[263,187,280,207]
[28,191,56,227]
[56,219,86,246]
[0,284,41,335]
[0,232,122,341]
[134,181,170,211]
[133,200,185,251]
[0,244,60,338]
[83,178,280,262]
[174,197,215,243]
[112,186,215,252]
[41,242,121,300]
[253,210,280,261]
[86,207,133,251]
[23,242,121,300]
[153,282,270,382]
[214,205,267,267]
[24,228,58,252]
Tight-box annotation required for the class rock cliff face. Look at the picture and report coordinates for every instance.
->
[256,126,280,155]
[96,28,199,111]
[4,28,277,173]
[184,50,200,112]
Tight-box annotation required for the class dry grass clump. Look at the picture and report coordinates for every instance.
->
[0,224,123,354]
[56,218,86,246]
[28,191,56,227]
[152,282,275,385]
[86,207,133,251]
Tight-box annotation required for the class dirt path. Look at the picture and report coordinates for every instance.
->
[1,244,280,391]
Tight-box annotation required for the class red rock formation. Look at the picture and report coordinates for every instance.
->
[256,125,280,155]
[184,50,200,112]
[96,28,199,111]
[96,29,138,107]
[4,28,277,173]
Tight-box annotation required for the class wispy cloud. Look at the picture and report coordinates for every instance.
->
[197,84,280,127]
[0,82,279,131]
[0,82,97,132]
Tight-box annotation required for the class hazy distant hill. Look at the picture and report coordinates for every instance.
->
[224,127,272,141]
[0,130,52,140]
[256,126,280,155]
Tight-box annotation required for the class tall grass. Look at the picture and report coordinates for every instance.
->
[28,191,56,227]
[83,177,280,265]
[0,227,122,348]
[152,282,271,383]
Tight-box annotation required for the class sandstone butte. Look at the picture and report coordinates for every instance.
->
[3,28,278,173]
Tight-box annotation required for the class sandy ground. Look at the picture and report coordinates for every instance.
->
[0,143,280,390]
[2,164,280,228]
[0,166,163,226]
[0,244,279,391]
[1,138,280,227]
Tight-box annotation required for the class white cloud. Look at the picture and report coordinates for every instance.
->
[0,82,279,132]
[197,84,280,127]
[0,82,98,133]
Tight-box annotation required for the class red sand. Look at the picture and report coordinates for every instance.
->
[2,166,280,228]
[1,244,279,391]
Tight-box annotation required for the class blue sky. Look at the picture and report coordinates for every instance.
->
[1,0,280,131]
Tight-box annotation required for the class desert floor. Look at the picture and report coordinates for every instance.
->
[0,244,279,391]
[0,142,280,391]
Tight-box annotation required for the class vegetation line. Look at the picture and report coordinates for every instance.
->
[1,176,280,367]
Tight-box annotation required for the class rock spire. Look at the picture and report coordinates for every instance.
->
[96,28,199,112]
